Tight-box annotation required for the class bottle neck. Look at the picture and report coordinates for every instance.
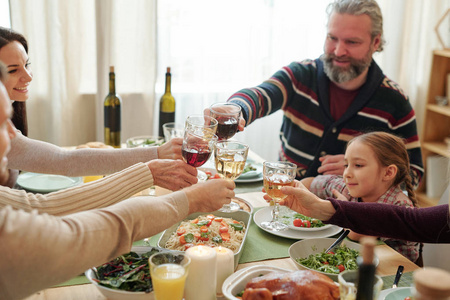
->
[109,72,116,94]
[164,73,171,93]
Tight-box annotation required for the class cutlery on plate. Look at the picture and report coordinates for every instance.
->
[392,265,404,288]
[325,229,350,253]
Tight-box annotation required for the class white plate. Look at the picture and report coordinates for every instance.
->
[253,207,343,239]
[278,206,333,231]
[237,162,263,179]
[378,287,412,300]
[198,166,263,183]
[222,265,291,300]
[17,172,83,193]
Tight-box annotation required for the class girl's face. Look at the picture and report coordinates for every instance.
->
[0,41,33,102]
[343,140,393,202]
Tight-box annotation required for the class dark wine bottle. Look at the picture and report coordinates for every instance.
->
[104,66,122,148]
[356,237,377,300]
[158,67,175,137]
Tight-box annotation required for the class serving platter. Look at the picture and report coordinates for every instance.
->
[253,206,343,240]
[222,265,291,300]
[157,210,252,270]
[17,172,83,193]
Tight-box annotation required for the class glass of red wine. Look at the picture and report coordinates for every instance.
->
[182,127,218,181]
[209,102,241,141]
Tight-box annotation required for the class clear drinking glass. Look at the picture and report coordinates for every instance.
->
[162,122,184,142]
[338,270,383,300]
[214,140,249,212]
[149,252,191,300]
[209,102,241,141]
[261,161,297,231]
[185,114,218,135]
[182,128,218,181]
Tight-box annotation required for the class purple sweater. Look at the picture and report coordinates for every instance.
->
[326,199,450,243]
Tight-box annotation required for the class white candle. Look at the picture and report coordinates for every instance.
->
[215,246,234,295]
[185,245,217,300]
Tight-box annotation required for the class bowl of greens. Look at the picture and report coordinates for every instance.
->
[126,136,165,148]
[289,237,378,281]
[85,246,183,300]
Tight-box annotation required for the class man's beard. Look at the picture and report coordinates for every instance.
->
[320,50,373,83]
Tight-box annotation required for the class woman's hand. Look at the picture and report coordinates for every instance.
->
[263,180,336,221]
[147,159,198,191]
[185,179,235,214]
[157,138,183,160]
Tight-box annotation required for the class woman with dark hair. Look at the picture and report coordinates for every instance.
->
[0,26,197,192]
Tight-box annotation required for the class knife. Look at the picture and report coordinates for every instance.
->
[325,229,350,253]
[392,265,404,288]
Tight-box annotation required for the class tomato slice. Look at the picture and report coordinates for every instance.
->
[179,235,186,245]
[337,264,345,272]
[221,232,231,241]
[177,228,186,236]
[293,219,303,227]
[200,225,209,233]
[219,226,229,233]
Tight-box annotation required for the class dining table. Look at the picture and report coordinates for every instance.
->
[23,174,420,300]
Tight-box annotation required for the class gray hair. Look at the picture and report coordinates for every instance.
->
[326,0,385,52]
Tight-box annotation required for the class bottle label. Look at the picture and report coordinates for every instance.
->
[159,111,175,137]
[104,106,121,131]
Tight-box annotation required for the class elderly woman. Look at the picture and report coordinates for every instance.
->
[0,26,196,191]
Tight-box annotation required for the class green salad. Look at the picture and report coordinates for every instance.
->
[278,206,326,228]
[296,245,359,274]
[93,249,183,293]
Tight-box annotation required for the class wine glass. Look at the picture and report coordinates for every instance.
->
[185,114,218,135]
[209,102,241,141]
[214,141,249,212]
[184,114,218,180]
[261,161,297,231]
[182,128,218,181]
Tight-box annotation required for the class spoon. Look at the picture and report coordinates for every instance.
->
[325,229,350,253]
[392,265,404,288]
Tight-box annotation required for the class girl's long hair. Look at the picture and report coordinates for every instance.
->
[347,131,417,206]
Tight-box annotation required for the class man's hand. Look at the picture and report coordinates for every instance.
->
[185,179,235,214]
[147,159,198,191]
[317,154,345,175]
[157,138,183,160]
[203,106,247,132]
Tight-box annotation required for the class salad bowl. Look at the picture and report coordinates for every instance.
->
[85,246,182,300]
[289,237,378,281]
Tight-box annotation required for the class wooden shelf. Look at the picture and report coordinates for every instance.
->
[427,104,450,117]
[418,50,450,199]
[422,142,450,158]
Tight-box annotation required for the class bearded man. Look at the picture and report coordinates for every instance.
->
[226,0,423,187]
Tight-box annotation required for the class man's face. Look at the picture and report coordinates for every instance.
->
[322,12,380,84]
[0,83,16,182]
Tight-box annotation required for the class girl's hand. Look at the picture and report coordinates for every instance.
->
[332,189,348,201]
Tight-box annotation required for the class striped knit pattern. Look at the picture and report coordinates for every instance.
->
[229,58,423,187]
[0,163,153,216]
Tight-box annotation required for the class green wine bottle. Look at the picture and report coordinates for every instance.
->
[158,67,175,137]
[104,66,122,148]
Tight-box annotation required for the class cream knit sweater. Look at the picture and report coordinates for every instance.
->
[0,162,154,216]
[0,190,189,300]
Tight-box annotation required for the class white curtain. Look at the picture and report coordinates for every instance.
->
[8,0,450,158]
[9,0,157,146]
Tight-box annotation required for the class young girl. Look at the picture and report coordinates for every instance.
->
[301,131,420,263]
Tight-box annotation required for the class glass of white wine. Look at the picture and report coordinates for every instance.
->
[261,161,297,231]
[214,141,249,212]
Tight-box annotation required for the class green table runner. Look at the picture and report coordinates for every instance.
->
[54,207,407,290]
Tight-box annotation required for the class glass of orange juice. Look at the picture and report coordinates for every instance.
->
[149,252,191,300]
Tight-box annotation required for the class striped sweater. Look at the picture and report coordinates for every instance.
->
[228,58,423,187]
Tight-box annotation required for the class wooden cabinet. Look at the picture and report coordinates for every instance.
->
[417,49,450,207]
